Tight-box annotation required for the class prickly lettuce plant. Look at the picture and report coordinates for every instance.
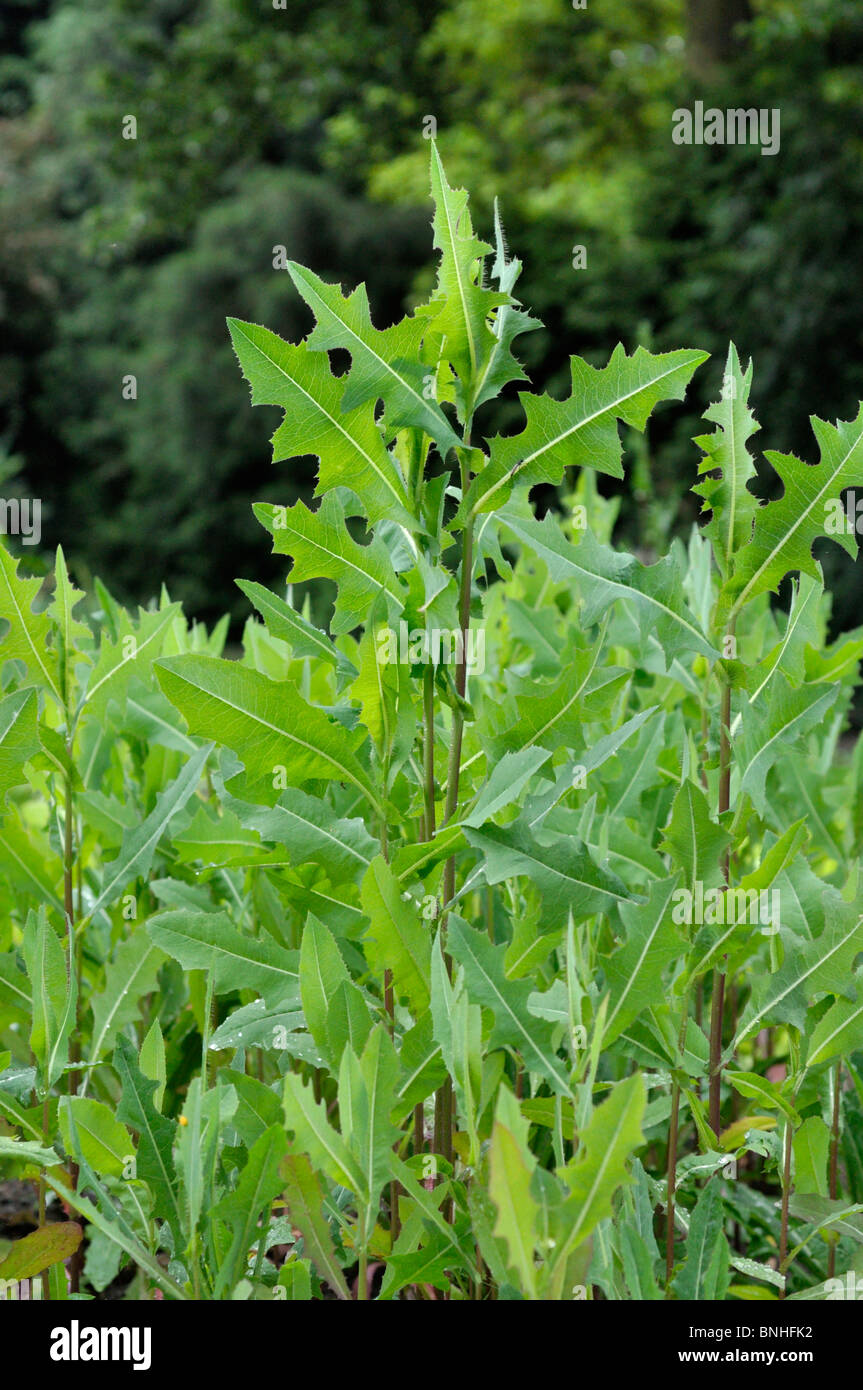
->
[2,146,863,1302]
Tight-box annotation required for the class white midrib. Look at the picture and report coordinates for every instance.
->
[233,322,409,512]
[730,420,863,617]
[471,356,699,517]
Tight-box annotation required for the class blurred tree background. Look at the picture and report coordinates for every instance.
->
[2,0,863,638]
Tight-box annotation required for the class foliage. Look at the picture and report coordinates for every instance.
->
[2,148,863,1303]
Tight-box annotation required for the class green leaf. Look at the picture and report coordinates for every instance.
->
[300,913,370,1068]
[464,345,708,518]
[723,401,863,619]
[731,911,863,1050]
[693,343,760,578]
[286,261,461,454]
[86,932,166,1077]
[463,746,552,829]
[602,876,685,1045]
[78,601,181,728]
[660,781,731,892]
[88,741,211,919]
[805,984,863,1071]
[552,1073,646,1272]
[428,142,508,413]
[21,907,76,1093]
[236,579,357,679]
[736,677,839,818]
[0,541,62,705]
[339,1025,401,1225]
[254,495,405,638]
[283,1071,364,1195]
[0,687,39,805]
[113,1034,182,1244]
[156,651,382,814]
[488,1085,539,1298]
[147,909,299,1006]
[499,508,716,662]
[211,1123,288,1296]
[282,1152,350,1300]
[227,317,415,528]
[360,855,431,1015]
[793,1116,831,1196]
[0,1137,61,1167]
[447,917,571,1094]
[0,1222,82,1281]
[673,1181,730,1300]
[59,1096,134,1177]
[222,783,375,883]
[464,818,632,931]
[470,198,541,413]
[139,1018,167,1112]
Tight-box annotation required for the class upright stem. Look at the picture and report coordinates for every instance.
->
[423,665,436,841]
[433,445,475,1179]
[665,1000,690,1290]
[779,1117,793,1298]
[827,1062,841,1280]
[63,764,83,1295]
[709,653,734,1139]
[39,1097,50,1301]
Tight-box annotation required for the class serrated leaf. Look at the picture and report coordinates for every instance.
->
[0,541,62,704]
[147,909,299,1006]
[286,262,461,454]
[211,1123,288,1297]
[156,652,381,814]
[254,496,405,638]
[603,875,685,1045]
[693,343,760,578]
[360,855,431,1015]
[723,401,863,619]
[228,317,415,528]
[464,818,632,931]
[464,345,708,518]
[0,687,39,804]
[113,1035,182,1244]
[282,1152,350,1300]
[428,143,508,414]
[499,509,716,662]
[447,917,571,1094]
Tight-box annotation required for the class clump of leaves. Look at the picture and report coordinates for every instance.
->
[2,146,863,1302]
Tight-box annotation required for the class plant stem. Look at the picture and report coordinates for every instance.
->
[433,445,475,1183]
[423,664,436,840]
[827,1061,841,1280]
[357,1240,368,1302]
[665,1000,690,1290]
[709,655,734,1139]
[39,1096,51,1301]
[63,764,84,1295]
[779,1117,793,1298]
